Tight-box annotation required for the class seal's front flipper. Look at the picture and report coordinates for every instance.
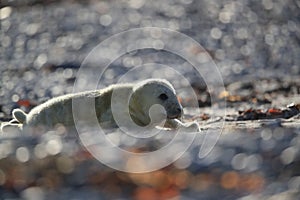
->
[12,109,27,124]
[183,121,201,132]
[165,119,201,132]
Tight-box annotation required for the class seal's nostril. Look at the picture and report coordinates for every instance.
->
[177,108,183,114]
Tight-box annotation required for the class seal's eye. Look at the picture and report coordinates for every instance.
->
[158,93,168,101]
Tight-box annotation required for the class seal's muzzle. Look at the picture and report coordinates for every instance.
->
[167,106,183,119]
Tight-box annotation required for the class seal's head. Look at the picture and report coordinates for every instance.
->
[130,79,183,126]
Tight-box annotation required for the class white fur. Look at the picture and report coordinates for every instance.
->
[1,79,200,134]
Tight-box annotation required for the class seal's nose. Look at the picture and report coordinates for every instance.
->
[177,107,183,115]
[174,106,183,118]
[167,105,183,119]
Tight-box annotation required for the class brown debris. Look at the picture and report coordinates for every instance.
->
[218,91,271,104]
[192,113,211,121]
[237,103,300,121]
[17,99,36,108]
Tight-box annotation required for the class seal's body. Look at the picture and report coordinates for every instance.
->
[1,79,200,133]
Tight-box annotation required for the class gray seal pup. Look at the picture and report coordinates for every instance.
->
[1,79,200,134]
